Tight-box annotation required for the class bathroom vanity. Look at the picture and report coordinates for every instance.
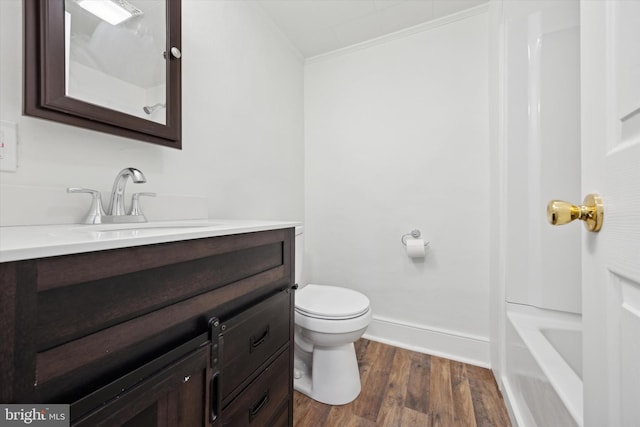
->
[0,221,296,426]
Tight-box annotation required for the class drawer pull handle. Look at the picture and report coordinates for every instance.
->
[250,325,270,352]
[248,390,270,422]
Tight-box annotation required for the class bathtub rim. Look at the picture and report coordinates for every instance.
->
[506,305,583,426]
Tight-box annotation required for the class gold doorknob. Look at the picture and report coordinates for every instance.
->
[546,193,603,232]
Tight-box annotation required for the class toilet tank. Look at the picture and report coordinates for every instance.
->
[295,226,303,286]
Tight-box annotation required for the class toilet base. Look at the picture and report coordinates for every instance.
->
[294,342,362,405]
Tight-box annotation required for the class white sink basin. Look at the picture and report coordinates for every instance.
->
[73,220,223,233]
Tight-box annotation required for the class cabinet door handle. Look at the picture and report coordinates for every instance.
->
[248,390,270,422]
[210,372,221,424]
[249,325,270,352]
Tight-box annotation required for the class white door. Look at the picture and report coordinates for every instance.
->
[581,1,640,426]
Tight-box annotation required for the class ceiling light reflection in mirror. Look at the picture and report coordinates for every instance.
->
[76,0,143,25]
[64,0,167,124]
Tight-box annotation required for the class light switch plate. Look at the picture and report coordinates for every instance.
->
[0,121,18,172]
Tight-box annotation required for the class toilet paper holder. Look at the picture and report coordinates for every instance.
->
[401,229,429,247]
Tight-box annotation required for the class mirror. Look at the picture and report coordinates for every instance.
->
[24,0,182,149]
[65,0,168,125]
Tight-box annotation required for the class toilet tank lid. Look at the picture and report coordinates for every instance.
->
[295,284,370,319]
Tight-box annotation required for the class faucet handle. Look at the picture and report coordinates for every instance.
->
[130,192,156,217]
[67,188,105,224]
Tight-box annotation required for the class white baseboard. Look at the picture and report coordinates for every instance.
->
[362,315,491,368]
[501,375,527,427]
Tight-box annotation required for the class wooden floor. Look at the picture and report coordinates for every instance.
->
[293,339,511,427]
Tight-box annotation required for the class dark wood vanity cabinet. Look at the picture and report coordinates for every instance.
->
[73,334,212,426]
[0,228,295,426]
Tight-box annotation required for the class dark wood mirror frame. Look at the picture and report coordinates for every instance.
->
[24,0,182,149]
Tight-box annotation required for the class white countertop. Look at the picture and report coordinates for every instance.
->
[0,219,301,262]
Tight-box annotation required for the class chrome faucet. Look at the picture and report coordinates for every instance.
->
[68,167,155,224]
[107,167,146,216]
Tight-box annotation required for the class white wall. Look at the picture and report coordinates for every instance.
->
[304,9,491,366]
[0,1,304,226]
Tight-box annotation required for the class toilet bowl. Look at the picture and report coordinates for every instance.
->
[293,226,372,405]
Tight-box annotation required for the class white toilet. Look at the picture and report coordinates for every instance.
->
[293,226,372,405]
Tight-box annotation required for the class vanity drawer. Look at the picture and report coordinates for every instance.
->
[219,290,291,401]
[221,349,289,427]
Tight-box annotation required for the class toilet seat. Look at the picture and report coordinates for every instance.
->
[295,284,370,320]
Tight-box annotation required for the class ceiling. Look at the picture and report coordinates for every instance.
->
[254,0,489,58]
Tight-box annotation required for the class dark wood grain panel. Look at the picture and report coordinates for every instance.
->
[34,267,288,403]
[72,343,209,426]
[0,262,17,402]
[37,242,284,350]
[36,229,288,291]
[269,402,291,427]
[12,261,39,402]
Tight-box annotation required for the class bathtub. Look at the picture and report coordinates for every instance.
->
[503,304,582,427]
